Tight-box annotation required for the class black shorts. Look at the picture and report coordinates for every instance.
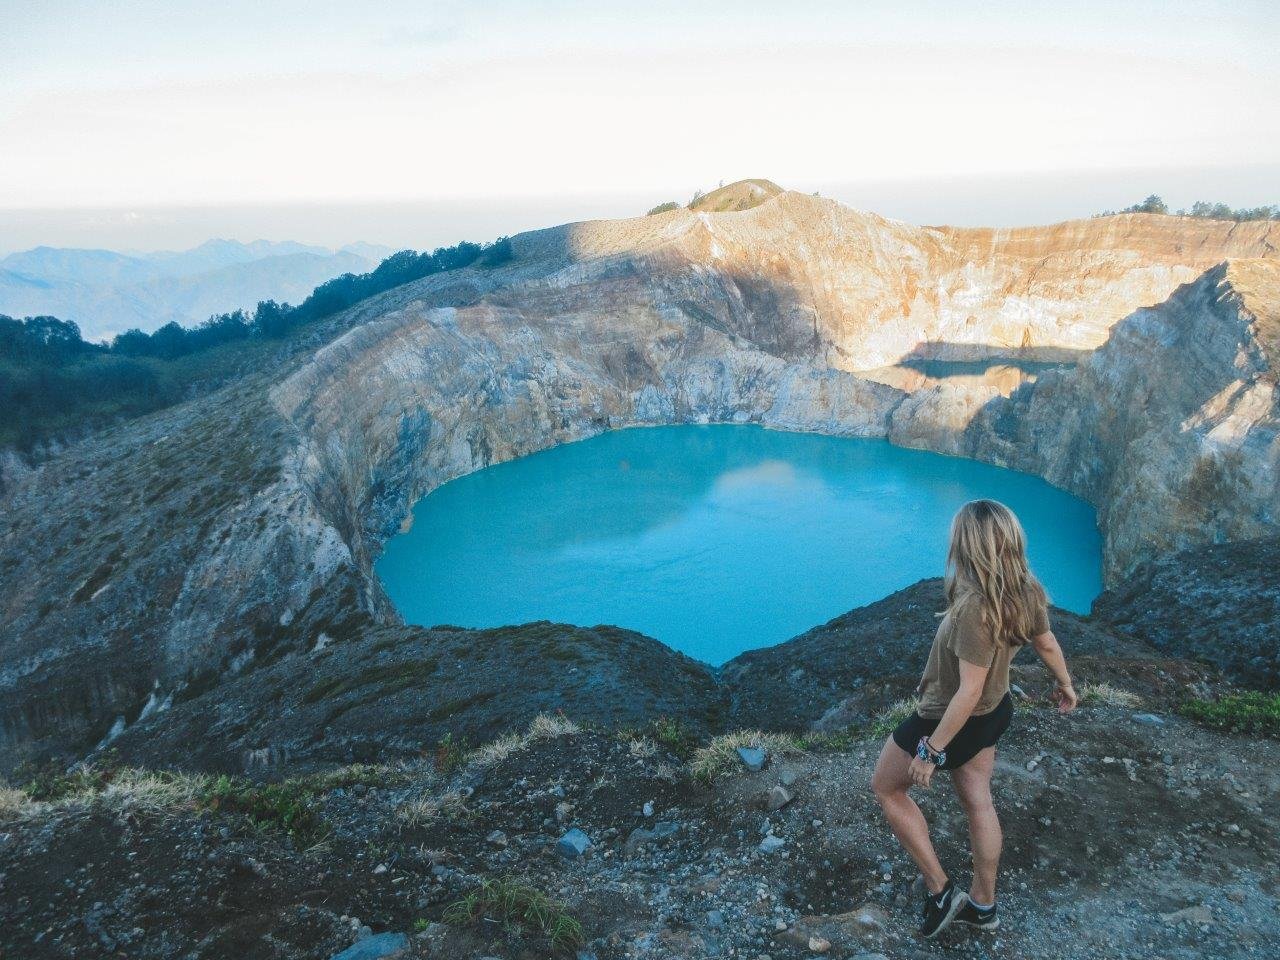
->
[891,692,1013,770]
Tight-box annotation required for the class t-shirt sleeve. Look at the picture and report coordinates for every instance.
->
[1032,600,1050,637]
[947,599,997,668]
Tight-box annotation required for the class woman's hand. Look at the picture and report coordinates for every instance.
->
[1052,680,1079,714]
[909,756,936,788]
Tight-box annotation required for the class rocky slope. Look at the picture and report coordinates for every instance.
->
[1,184,1278,776]
[1093,534,1280,687]
[2,649,1275,960]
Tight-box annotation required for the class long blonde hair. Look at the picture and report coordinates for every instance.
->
[944,499,1047,646]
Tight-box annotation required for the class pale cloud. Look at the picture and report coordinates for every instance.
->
[0,1,1276,220]
[4,43,1275,209]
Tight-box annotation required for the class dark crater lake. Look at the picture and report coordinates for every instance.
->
[376,425,1103,664]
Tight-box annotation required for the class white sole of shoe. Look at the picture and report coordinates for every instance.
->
[924,891,969,939]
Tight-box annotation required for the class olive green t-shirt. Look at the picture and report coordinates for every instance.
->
[916,590,1050,720]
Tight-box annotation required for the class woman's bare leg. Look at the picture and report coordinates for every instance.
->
[950,747,1001,905]
[871,737,948,894]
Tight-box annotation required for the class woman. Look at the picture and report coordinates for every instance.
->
[870,499,1078,938]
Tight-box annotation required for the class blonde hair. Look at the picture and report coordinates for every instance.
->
[944,499,1048,646]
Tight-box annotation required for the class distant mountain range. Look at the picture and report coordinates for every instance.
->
[0,239,393,341]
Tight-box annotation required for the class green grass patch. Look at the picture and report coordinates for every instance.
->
[1182,692,1280,737]
[196,775,328,845]
[433,732,469,775]
[17,758,118,802]
[646,715,699,760]
[444,876,583,952]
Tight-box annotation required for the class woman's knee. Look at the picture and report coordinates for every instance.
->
[871,768,903,803]
[954,781,994,816]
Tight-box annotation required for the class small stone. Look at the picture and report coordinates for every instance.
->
[766,785,793,811]
[485,830,508,847]
[1227,889,1247,904]
[328,932,409,960]
[737,746,767,771]
[779,769,798,787]
[642,801,654,817]
[759,834,785,853]
[808,936,831,953]
[1131,713,1166,726]
[707,910,725,928]
[371,864,388,875]
[556,828,592,860]
[625,822,680,856]
[1161,904,1212,926]
[853,905,888,929]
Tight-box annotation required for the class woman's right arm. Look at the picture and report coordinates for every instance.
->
[1031,630,1078,713]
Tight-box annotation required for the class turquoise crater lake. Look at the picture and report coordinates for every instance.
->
[376,426,1103,665]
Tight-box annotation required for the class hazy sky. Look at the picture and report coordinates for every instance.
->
[2,0,1277,250]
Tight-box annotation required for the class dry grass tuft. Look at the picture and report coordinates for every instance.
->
[0,785,35,820]
[468,713,581,770]
[397,789,470,828]
[869,697,921,738]
[628,736,660,759]
[95,769,209,811]
[1080,682,1142,708]
[689,730,804,783]
[527,713,580,739]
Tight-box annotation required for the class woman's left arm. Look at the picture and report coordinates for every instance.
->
[908,659,988,788]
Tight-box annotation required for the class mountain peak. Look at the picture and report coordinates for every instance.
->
[689,179,785,213]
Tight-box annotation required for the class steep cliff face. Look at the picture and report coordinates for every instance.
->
[1,187,1277,770]
[511,193,1277,369]
[936,259,1280,577]
[273,198,1278,582]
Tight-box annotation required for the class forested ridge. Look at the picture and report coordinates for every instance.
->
[0,237,513,452]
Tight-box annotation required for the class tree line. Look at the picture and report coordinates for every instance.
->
[1097,195,1278,221]
[0,236,514,452]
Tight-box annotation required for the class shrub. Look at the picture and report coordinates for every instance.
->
[647,715,698,760]
[1182,692,1280,737]
[17,758,117,802]
[196,775,327,844]
[444,876,584,951]
[434,733,468,775]
[646,201,680,216]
